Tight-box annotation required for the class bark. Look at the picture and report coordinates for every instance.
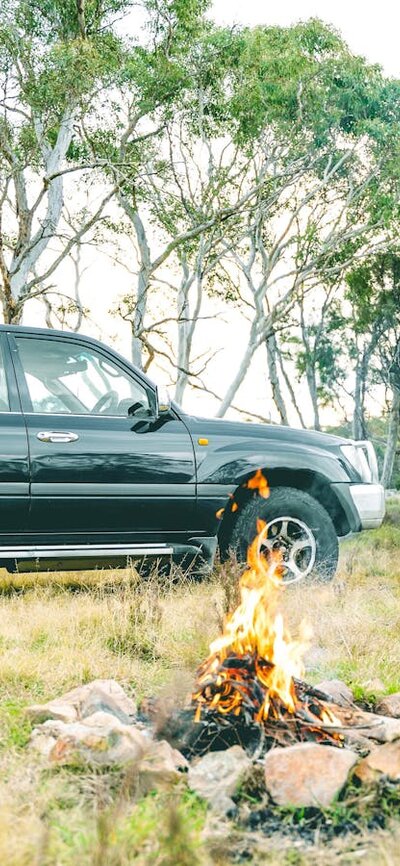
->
[174,240,205,404]
[130,263,150,369]
[0,271,20,323]
[305,364,321,431]
[76,0,87,38]
[352,334,379,441]
[265,332,289,425]
[381,389,400,489]
[275,347,306,428]
[174,256,194,403]
[9,110,74,302]
[353,354,368,440]
[70,243,84,331]
[298,300,321,431]
[118,195,151,369]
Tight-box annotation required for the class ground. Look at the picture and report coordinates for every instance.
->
[1,502,400,865]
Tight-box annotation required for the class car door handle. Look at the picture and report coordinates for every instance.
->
[37,431,79,443]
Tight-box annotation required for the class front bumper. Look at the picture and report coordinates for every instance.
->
[348,483,386,529]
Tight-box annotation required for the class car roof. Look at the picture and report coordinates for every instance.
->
[0,323,100,344]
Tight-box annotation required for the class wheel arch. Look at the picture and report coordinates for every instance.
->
[217,466,351,553]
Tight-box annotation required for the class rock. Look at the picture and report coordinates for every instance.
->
[327,703,400,743]
[27,699,77,725]
[314,679,354,707]
[27,679,137,726]
[264,743,357,808]
[29,710,188,790]
[355,741,400,783]
[30,711,148,767]
[136,739,188,794]
[376,693,400,718]
[188,746,252,815]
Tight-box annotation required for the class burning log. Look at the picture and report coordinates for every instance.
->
[190,651,342,756]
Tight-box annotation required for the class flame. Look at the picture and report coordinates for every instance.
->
[194,474,342,741]
[216,468,269,520]
[199,522,310,716]
[246,468,270,498]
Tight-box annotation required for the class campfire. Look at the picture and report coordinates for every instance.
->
[189,472,343,755]
[142,469,394,769]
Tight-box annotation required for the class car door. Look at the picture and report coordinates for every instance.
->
[0,332,30,537]
[9,332,196,543]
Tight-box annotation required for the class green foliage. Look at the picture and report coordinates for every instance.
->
[345,253,400,335]
[13,0,130,42]
[0,0,130,178]
[219,18,400,147]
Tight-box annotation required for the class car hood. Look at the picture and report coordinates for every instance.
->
[183,415,349,451]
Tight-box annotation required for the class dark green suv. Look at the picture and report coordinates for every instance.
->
[0,325,385,582]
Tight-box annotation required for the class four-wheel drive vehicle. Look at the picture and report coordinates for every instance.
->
[0,325,385,583]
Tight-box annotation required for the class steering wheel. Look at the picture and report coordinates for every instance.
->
[91,390,119,415]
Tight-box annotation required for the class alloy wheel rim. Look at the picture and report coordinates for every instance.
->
[257,516,317,585]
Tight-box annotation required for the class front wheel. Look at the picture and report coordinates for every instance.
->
[230,486,339,584]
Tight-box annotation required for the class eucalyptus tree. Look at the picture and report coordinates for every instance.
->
[276,285,347,431]
[0,0,133,323]
[114,127,259,372]
[211,22,400,417]
[75,0,232,369]
[343,253,400,485]
[126,121,261,394]
[77,10,276,375]
[214,146,386,418]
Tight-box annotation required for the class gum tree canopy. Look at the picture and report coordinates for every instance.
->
[0,0,209,323]
[0,0,131,322]
[94,17,400,394]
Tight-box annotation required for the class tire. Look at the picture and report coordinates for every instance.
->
[230,486,339,584]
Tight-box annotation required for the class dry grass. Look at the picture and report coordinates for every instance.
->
[1,503,400,864]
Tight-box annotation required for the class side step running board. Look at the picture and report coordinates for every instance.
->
[0,544,174,560]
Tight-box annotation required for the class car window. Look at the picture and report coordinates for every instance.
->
[0,343,10,412]
[15,336,153,417]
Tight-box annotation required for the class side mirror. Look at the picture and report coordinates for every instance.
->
[156,385,172,416]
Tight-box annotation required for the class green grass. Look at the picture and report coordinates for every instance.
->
[1,505,400,864]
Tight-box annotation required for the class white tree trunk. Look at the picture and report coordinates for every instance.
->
[305,364,321,431]
[174,263,193,403]
[265,332,289,425]
[381,389,400,489]
[118,198,151,370]
[9,110,74,302]
[353,354,367,440]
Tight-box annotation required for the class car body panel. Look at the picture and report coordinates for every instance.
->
[6,329,197,539]
[183,416,359,536]
[0,333,30,532]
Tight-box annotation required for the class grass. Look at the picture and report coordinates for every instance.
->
[1,504,400,864]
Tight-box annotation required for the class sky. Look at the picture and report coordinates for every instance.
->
[210,0,400,78]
